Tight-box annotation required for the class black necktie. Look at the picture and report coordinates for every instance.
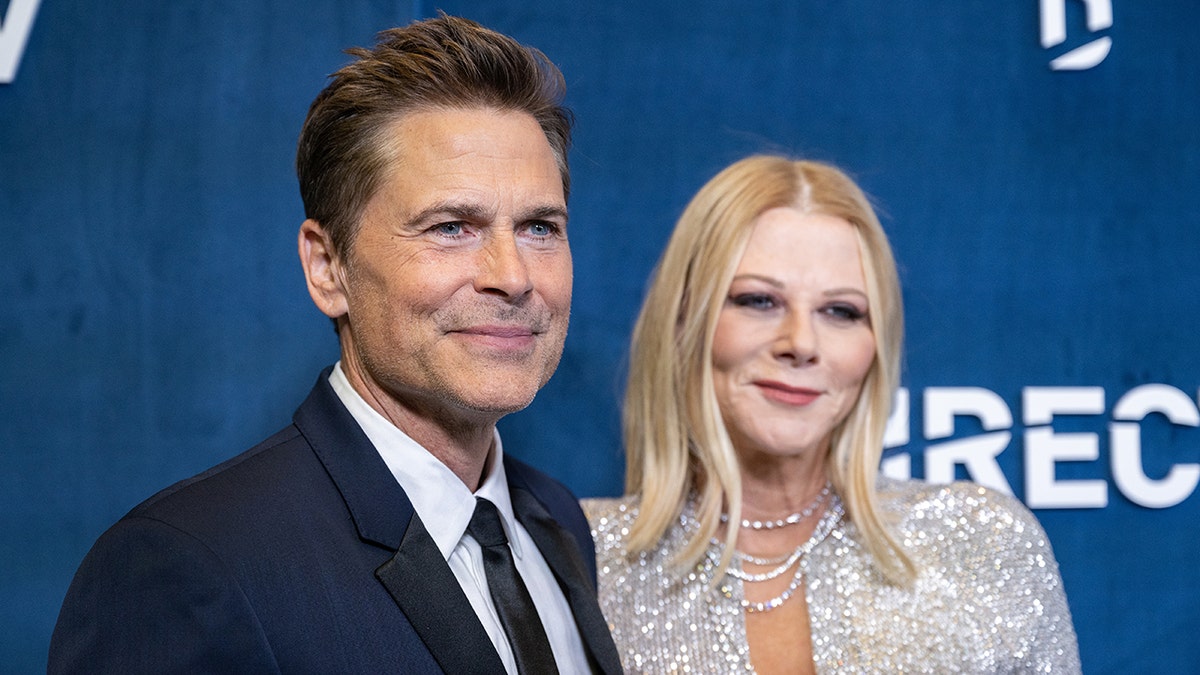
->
[468,497,559,675]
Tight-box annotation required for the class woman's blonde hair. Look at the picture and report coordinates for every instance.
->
[623,155,916,585]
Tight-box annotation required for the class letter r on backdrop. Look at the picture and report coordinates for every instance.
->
[0,0,42,84]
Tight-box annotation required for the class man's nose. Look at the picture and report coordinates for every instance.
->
[474,230,533,300]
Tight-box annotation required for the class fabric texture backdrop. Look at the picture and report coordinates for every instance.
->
[2,1,1196,672]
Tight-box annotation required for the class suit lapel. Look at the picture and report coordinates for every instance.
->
[296,370,621,673]
[293,368,409,549]
[376,511,505,675]
[295,370,504,673]
[511,489,624,675]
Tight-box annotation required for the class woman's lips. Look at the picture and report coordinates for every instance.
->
[754,380,820,406]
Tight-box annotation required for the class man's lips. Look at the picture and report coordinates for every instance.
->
[450,325,539,351]
[455,325,537,338]
[754,380,820,406]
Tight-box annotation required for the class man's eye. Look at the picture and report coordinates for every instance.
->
[435,222,464,236]
[527,222,559,237]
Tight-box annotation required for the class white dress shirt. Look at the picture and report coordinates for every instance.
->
[328,363,590,674]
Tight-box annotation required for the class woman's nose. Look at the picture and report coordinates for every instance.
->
[773,311,818,365]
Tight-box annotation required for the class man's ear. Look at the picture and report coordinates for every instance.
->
[298,219,350,320]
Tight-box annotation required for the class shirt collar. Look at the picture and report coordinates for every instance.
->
[328,362,523,560]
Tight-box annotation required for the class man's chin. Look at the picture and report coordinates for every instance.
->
[420,348,562,418]
[452,387,539,417]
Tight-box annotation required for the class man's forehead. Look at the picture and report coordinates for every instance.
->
[382,106,550,157]
[356,110,565,228]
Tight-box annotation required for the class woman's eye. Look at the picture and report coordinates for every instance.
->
[824,303,867,322]
[730,293,777,310]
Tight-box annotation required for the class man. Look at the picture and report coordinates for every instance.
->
[49,15,622,674]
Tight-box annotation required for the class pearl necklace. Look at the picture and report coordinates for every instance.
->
[720,482,832,530]
[717,494,844,613]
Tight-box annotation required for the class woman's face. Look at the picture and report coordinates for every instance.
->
[711,208,877,462]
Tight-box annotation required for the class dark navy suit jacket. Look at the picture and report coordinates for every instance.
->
[49,369,622,674]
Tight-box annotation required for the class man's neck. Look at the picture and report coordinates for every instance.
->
[339,360,498,491]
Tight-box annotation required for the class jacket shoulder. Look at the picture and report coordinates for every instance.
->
[128,424,314,524]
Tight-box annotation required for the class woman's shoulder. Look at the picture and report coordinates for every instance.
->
[866,480,1079,670]
[874,476,1056,565]
[877,476,1040,528]
[580,495,651,568]
[580,495,640,533]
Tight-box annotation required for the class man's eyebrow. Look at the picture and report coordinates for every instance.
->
[522,205,569,223]
[404,201,569,226]
[405,201,492,226]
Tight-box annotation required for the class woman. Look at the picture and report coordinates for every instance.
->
[584,156,1081,673]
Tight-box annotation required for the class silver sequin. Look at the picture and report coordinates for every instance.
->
[583,478,1081,673]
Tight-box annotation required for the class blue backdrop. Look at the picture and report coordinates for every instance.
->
[2,1,1197,672]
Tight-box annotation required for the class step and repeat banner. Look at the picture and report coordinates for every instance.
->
[3,1,1196,671]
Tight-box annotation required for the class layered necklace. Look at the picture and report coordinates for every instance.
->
[721,482,832,531]
[716,482,843,613]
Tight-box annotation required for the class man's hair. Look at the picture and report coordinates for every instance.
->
[296,14,573,256]
[621,155,917,587]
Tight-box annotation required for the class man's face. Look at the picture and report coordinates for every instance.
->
[333,107,572,424]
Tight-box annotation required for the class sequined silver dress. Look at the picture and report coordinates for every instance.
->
[583,478,1081,673]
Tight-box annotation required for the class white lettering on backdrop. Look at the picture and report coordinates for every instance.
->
[1040,0,1114,70]
[882,384,1200,509]
[0,0,42,84]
